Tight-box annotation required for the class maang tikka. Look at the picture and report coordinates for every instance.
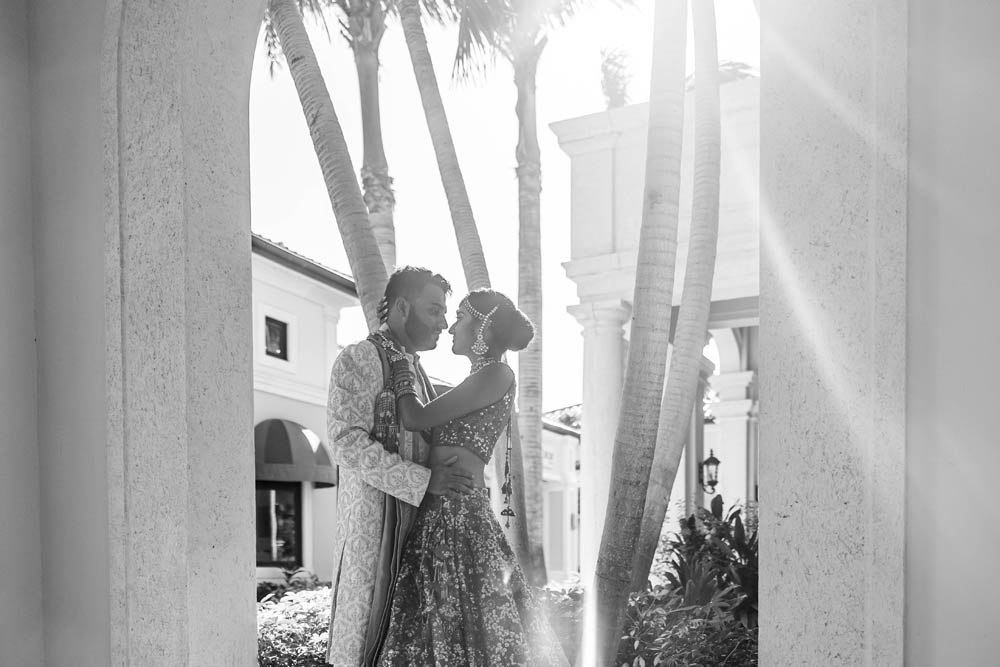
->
[463,298,499,356]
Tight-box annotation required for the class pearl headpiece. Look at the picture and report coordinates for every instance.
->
[462,296,499,356]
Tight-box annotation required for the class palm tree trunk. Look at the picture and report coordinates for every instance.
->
[513,40,548,587]
[349,3,397,272]
[591,0,688,662]
[397,0,533,570]
[630,0,723,591]
[268,0,386,328]
[396,0,490,290]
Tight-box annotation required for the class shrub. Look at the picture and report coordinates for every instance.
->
[257,569,331,667]
[258,586,332,667]
[645,614,758,667]
[257,567,326,602]
[537,581,585,664]
[657,495,758,628]
[617,584,757,667]
[618,495,759,666]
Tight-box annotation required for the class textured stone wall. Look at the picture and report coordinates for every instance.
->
[759,0,907,664]
[104,0,264,663]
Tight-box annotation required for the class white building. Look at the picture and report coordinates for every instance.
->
[539,412,582,583]
[551,78,761,580]
[251,234,355,582]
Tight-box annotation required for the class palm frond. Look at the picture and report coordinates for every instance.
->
[262,0,346,77]
[263,11,283,77]
[385,0,460,25]
[600,46,630,109]
[297,0,341,42]
[452,0,513,81]
[451,0,631,81]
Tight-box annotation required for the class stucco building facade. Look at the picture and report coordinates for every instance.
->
[552,78,760,580]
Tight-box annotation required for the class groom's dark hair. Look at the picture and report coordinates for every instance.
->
[380,266,452,322]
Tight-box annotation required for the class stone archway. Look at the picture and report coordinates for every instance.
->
[103,1,266,662]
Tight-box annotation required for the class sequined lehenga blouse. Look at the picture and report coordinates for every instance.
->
[376,371,568,667]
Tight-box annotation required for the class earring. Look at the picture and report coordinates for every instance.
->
[471,327,489,356]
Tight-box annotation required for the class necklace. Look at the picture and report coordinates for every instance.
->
[371,330,407,362]
[471,355,502,373]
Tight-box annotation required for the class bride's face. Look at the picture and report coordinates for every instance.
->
[448,304,476,356]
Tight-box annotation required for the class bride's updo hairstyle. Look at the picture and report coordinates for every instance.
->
[464,289,535,353]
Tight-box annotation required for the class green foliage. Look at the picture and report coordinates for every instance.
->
[617,587,757,667]
[257,568,333,666]
[618,496,759,666]
[601,48,631,109]
[257,567,325,602]
[537,581,586,664]
[254,500,758,667]
[258,586,332,667]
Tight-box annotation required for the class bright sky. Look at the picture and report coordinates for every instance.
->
[249,0,759,411]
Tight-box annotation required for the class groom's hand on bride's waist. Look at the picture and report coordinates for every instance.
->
[427,456,475,498]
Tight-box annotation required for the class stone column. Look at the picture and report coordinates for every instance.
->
[684,357,716,514]
[760,0,907,663]
[707,371,754,506]
[746,400,759,525]
[104,1,263,664]
[568,299,630,582]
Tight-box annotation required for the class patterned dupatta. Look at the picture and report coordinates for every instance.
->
[363,331,436,666]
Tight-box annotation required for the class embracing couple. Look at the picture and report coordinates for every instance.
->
[324,266,568,667]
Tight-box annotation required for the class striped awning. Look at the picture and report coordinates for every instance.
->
[254,419,337,487]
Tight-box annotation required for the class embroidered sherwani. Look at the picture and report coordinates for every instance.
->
[325,337,434,666]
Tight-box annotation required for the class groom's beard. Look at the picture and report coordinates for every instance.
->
[405,314,438,351]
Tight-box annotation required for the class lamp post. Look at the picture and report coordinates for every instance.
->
[699,449,721,494]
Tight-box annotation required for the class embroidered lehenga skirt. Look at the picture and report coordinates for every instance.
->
[376,489,568,666]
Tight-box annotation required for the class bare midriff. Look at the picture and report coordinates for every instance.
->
[430,445,487,488]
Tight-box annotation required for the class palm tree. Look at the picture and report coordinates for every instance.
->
[265,0,456,273]
[395,0,534,571]
[267,0,387,327]
[631,0,723,591]
[591,0,688,662]
[340,0,398,271]
[600,47,631,109]
[396,0,492,289]
[449,0,597,587]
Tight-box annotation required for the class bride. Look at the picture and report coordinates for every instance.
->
[375,288,567,666]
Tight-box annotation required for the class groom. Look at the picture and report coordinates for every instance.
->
[325,266,474,667]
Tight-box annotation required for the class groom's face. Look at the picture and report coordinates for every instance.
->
[402,284,448,352]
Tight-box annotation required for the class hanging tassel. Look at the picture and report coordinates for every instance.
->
[500,414,515,528]
[372,387,399,450]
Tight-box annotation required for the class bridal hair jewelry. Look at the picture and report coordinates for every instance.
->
[463,297,499,356]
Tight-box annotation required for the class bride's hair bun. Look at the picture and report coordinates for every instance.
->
[465,289,535,353]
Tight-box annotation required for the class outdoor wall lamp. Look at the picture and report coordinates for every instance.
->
[699,450,721,494]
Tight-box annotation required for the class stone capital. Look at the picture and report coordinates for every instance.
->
[567,299,632,333]
[711,398,754,421]
[698,356,717,381]
[709,370,755,401]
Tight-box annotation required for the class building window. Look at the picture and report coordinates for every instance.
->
[265,316,288,360]
[256,481,302,567]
